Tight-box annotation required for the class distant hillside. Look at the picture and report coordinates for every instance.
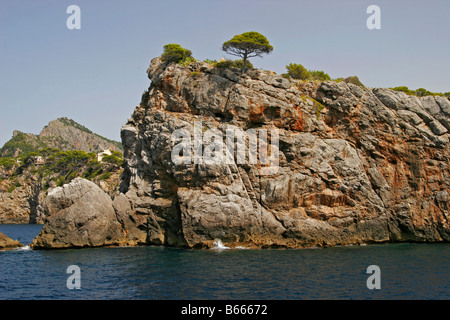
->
[0,117,122,158]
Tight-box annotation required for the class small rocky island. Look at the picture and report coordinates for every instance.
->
[0,232,23,250]
[31,56,450,249]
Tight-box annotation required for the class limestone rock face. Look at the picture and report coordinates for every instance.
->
[32,178,127,249]
[117,58,449,248]
[0,166,45,224]
[39,118,122,153]
[0,232,24,250]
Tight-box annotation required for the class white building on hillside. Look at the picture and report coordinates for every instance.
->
[33,156,45,165]
[97,149,112,162]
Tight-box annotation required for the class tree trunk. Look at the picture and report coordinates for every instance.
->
[241,53,248,74]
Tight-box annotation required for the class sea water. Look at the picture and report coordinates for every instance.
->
[0,224,449,300]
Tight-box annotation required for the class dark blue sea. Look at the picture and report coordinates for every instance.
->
[0,224,449,300]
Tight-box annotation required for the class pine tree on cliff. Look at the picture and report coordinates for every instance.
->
[222,31,273,74]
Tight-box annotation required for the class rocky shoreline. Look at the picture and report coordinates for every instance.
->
[0,232,23,250]
[28,58,450,249]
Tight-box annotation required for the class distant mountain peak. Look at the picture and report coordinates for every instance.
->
[1,117,122,158]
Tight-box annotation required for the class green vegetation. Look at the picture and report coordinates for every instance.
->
[111,150,123,158]
[215,59,254,70]
[0,157,16,170]
[283,63,311,80]
[222,31,273,74]
[99,172,112,180]
[178,56,196,67]
[160,35,448,100]
[101,154,123,166]
[189,71,202,78]
[0,147,122,192]
[391,86,449,98]
[282,63,332,82]
[204,59,217,65]
[40,150,100,186]
[45,150,93,172]
[161,44,193,64]
[282,62,364,87]
[282,63,447,94]
[0,131,46,158]
[309,70,331,81]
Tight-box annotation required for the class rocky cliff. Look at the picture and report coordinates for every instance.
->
[33,58,450,249]
[116,58,449,249]
[0,231,23,250]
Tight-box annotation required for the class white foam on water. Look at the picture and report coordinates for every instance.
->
[11,245,32,252]
[212,240,230,250]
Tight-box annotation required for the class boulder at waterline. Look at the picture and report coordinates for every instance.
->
[31,178,127,249]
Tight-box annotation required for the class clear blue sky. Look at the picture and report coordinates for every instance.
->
[1,0,449,147]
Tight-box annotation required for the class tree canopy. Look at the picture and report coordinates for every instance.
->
[161,44,192,63]
[283,63,331,81]
[222,31,273,73]
[284,63,311,80]
[391,86,449,98]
